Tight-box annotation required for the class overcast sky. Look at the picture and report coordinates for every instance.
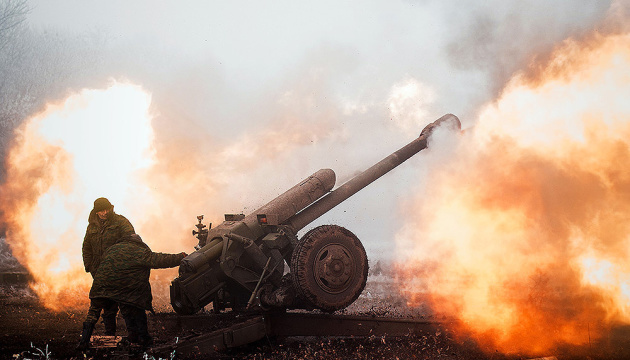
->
[22,0,614,259]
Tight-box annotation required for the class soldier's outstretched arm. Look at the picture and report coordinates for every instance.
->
[142,250,187,269]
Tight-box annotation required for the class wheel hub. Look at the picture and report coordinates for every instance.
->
[314,243,354,294]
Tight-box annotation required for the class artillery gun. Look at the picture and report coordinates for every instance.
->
[170,114,461,314]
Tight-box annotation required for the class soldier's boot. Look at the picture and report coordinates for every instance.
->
[127,331,139,344]
[76,321,95,351]
[139,333,153,348]
[103,314,117,336]
[138,334,153,350]
[136,316,153,349]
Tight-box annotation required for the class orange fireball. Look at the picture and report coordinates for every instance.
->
[0,82,154,311]
[395,32,630,354]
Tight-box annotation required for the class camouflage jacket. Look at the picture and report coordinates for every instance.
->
[82,210,135,275]
[89,234,185,310]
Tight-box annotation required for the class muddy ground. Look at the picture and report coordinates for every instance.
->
[2,277,630,360]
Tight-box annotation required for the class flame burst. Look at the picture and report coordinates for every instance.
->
[0,75,339,312]
[0,82,155,311]
[395,32,630,354]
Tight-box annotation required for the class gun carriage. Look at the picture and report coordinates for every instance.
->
[170,114,461,314]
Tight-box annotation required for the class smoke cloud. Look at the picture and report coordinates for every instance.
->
[0,0,621,316]
[395,25,630,355]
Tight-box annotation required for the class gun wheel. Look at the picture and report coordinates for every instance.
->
[291,225,368,312]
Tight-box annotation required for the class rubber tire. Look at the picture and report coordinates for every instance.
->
[291,225,368,312]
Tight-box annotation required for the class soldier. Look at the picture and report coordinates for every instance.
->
[88,233,187,348]
[78,197,135,350]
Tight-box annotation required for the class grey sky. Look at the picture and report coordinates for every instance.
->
[23,0,614,259]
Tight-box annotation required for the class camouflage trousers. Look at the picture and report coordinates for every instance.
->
[119,303,151,345]
[85,297,119,335]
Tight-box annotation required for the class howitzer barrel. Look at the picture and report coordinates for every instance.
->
[171,113,460,314]
[285,114,460,231]
[179,168,336,273]
[249,168,336,225]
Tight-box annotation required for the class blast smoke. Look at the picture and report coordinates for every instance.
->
[395,30,630,355]
[0,1,619,317]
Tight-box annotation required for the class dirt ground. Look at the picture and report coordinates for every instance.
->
[2,278,630,360]
[0,279,477,360]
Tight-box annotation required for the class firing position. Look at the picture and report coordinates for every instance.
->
[87,233,187,348]
[78,197,135,350]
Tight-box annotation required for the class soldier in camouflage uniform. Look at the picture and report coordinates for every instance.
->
[89,233,186,348]
[77,197,135,350]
